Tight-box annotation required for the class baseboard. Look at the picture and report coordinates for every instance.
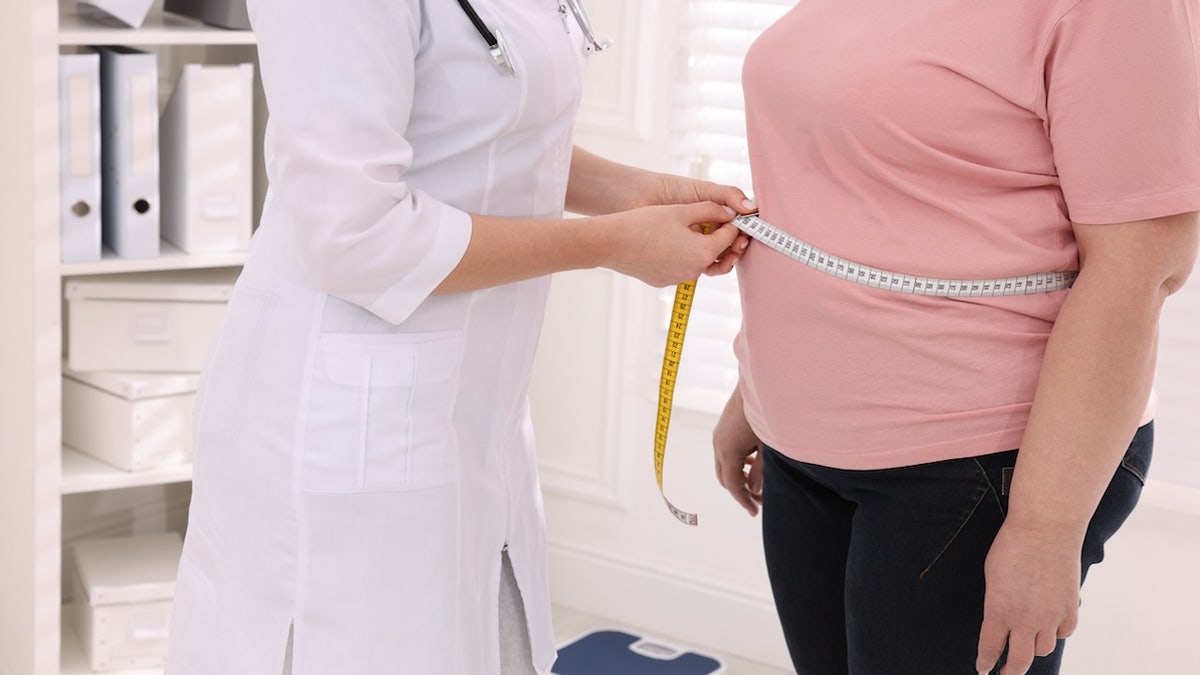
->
[548,541,791,670]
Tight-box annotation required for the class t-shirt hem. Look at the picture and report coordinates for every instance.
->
[762,427,1029,471]
[761,395,1156,471]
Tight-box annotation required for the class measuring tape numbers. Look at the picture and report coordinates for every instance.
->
[653,213,1078,525]
[654,278,701,526]
[733,214,1078,296]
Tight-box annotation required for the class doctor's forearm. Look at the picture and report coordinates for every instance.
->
[564,146,660,215]
[433,213,613,293]
[433,202,739,294]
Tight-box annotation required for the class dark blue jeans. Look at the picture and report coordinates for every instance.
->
[761,422,1152,675]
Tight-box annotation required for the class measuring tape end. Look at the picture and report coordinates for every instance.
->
[667,500,699,527]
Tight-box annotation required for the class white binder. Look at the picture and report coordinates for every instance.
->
[98,47,161,259]
[77,0,156,29]
[59,53,103,263]
[160,63,255,254]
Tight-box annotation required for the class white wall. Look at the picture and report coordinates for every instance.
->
[532,0,791,668]
[1064,491,1200,675]
[533,2,1200,672]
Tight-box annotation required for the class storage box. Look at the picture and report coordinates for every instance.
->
[65,268,238,372]
[63,366,200,471]
[77,0,156,28]
[164,0,252,30]
[70,533,184,672]
[553,630,724,675]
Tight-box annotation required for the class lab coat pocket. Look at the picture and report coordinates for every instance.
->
[300,332,463,493]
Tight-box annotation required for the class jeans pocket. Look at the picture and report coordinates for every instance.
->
[1116,421,1154,486]
[878,457,1004,580]
[299,331,463,493]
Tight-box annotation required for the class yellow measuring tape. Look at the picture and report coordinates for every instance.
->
[653,225,712,526]
[654,276,700,526]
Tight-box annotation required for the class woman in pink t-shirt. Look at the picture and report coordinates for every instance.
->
[713,2,1200,674]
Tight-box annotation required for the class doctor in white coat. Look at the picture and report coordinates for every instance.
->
[165,1,754,674]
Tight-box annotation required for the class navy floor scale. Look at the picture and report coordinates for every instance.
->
[552,630,724,675]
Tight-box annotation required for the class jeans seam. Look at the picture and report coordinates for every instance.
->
[972,458,1007,516]
[919,487,986,581]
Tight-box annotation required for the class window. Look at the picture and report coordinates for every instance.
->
[663,0,792,414]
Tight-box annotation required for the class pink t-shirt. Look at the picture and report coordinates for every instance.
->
[736,0,1200,469]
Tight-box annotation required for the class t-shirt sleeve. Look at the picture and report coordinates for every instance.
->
[248,0,472,325]
[1043,0,1200,224]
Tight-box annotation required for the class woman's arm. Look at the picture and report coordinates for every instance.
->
[713,385,765,516]
[977,211,1200,675]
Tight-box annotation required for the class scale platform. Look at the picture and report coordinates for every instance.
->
[552,629,724,675]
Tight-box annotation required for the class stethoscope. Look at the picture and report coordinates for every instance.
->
[455,0,611,76]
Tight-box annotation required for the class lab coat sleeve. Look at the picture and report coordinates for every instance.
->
[247,0,472,325]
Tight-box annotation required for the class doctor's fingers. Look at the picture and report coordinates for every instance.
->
[705,233,751,276]
[653,172,754,213]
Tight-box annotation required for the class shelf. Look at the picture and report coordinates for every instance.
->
[61,447,192,495]
[60,241,247,276]
[62,610,164,675]
[58,6,255,47]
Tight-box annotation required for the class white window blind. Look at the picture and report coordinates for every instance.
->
[663,0,792,414]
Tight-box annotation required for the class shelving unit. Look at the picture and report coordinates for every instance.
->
[60,618,163,675]
[60,448,193,496]
[58,5,256,47]
[0,3,259,674]
[60,243,246,276]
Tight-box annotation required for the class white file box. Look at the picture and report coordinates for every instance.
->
[70,533,183,672]
[62,367,199,471]
[160,62,255,254]
[65,268,239,372]
[164,0,251,30]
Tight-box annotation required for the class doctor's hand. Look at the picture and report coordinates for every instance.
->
[604,201,742,287]
[976,522,1081,675]
[713,388,763,517]
[642,174,756,270]
[644,172,755,214]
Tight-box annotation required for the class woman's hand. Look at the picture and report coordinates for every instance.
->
[976,522,1082,675]
[713,388,764,516]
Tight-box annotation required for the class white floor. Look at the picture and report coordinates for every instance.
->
[552,605,792,675]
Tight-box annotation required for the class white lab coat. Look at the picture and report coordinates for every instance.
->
[165,0,586,673]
